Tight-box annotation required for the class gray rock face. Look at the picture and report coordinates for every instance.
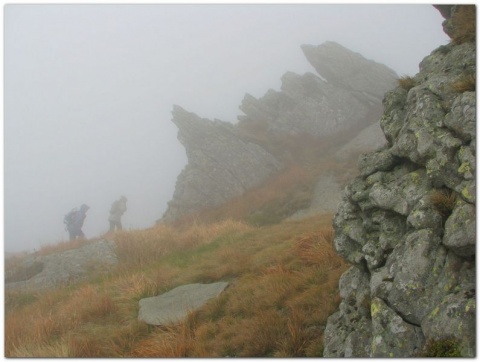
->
[238,42,397,139]
[239,72,372,138]
[288,171,342,220]
[301,42,398,101]
[138,282,229,325]
[163,42,397,222]
[324,17,476,358]
[162,106,283,222]
[335,121,388,162]
[5,240,118,291]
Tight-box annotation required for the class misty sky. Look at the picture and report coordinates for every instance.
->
[4,4,449,253]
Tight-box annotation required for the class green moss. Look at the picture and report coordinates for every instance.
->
[418,338,462,357]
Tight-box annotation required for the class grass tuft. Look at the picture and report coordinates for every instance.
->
[293,228,339,267]
[452,73,476,93]
[450,5,476,45]
[429,188,457,218]
[397,76,416,91]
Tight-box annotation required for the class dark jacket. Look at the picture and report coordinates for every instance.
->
[67,204,89,232]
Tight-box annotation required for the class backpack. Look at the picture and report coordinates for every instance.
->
[64,208,78,226]
[110,201,118,214]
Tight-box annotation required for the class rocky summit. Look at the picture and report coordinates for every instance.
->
[323,5,475,357]
[162,41,397,222]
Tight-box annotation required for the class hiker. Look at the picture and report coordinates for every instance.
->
[64,204,90,241]
[109,196,127,232]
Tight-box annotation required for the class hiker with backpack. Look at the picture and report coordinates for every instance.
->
[64,204,90,240]
[109,196,127,232]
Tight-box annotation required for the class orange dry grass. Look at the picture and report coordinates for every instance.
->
[293,228,340,267]
[129,312,197,357]
[275,309,311,357]
[398,76,416,91]
[451,5,476,44]
[5,284,118,357]
[5,215,347,357]
[113,219,252,269]
[430,188,457,217]
[37,238,93,256]
[112,272,165,307]
[184,223,347,357]
[6,299,141,357]
[67,332,113,358]
[452,73,476,93]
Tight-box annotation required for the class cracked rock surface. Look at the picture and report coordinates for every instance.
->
[162,41,396,223]
[324,6,475,357]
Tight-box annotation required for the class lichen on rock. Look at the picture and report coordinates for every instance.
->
[324,5,476,357]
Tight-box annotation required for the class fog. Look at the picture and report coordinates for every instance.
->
[4,4,449,253]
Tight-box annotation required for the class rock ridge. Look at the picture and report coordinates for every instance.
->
[162,106,283,222]
[238,42,397,138]
[301,41,398,101]
[323,6,475,357]
[163,42,397,222]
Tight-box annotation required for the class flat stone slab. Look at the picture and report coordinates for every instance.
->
[138,282,229,326]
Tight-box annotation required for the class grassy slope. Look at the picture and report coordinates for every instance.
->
[5,215,347,357]
[5,121,374,357]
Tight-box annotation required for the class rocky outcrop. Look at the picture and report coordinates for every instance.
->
[138,282,229,325]
[324,6,475,357]
[301,42,398,101]
[5,240,118,291]
[162,106,283,222]
[238,42,396,138]
[163,42,397,222]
